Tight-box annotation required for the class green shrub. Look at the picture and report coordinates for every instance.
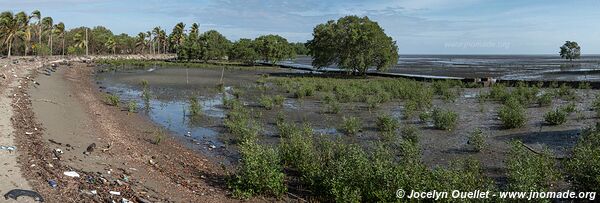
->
[593,95,600,117]
[376,114,399,140]
[294,85,315,98]
[578,81,591,89]
[188,96,202,118]
[339,116,362,136]
[560,102,576,114]
[401,125,419,144]
[544,108,567,125]
[537,92,552,107]
[230,141,286,199]
[433,80,460,101]
[510,83,539,106]
[273,95,285,106]
[432,108,458,131]
[224,103,260,143]
[258,95,275,110]
[555,83,576,100]
[467,128,486,152]
[104,94,120,106]
[432,159,496,196]
[127,100,138,113]
[153,129,165,145]
[489,84,510,101]
[419,111,431,123]
[506,141,558,194]
[498,98,527,129]
[566,125,600,192]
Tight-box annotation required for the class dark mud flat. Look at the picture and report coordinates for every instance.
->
[97,64,597,186]
[288,55,600,81]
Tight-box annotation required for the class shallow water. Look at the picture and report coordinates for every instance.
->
[285,55,600,81]
[96,71,230,156]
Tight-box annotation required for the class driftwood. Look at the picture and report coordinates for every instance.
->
[520,142,566,160]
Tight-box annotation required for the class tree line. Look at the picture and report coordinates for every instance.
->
[0,10,309,60]
[3,10,400,75]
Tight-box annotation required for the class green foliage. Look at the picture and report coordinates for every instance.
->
[566,125,600,192]
[230,140,286,199]
[294,85,315,98]
[510,83,539,106]
[152,129,165,145]
[127,100,138,113]
[433,80,460,101]
[322,93,341,114]
[290,42,308,55]
[188,96,202,118]
[544,108,567,125]
[199,30,231,61]
[307,16,398,75]
[555,84,576,100]
[401,125,420,144]
[577,81,591,89]
[223,100,260,143]
[499,98,527,129]
[254,34,295,63]
[229,38,259,65]
[258,95,275,110]
[339,116,362,136]
[432,108,458,131]
[537,92,552,107]
[559,41,581,61]
[104,94,120,106]
[488,83,510,101]
[376,114,399,140]
[33,43,51,56]
[467,128,486,152]
[506,141,558,195]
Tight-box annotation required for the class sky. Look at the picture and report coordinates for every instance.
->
[2,0,600,54]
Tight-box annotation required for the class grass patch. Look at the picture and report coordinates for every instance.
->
[467,128,486,152]
[104,93,120,107]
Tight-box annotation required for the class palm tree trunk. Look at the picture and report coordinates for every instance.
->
[49,31,53,55]
[8,40,13,57]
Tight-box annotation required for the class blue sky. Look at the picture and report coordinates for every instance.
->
[3,0,600,54]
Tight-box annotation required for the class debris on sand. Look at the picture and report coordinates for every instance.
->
[4,189,45,202]
[86,143,96,153]
[0,145,16,152]
[63,171,80,178]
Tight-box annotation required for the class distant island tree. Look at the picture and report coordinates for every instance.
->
[307,16,398,76]
[560,41,581,61]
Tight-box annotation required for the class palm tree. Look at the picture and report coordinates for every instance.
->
[55,22,65,55]
[190,23,199,39]
[15,12,31,56]
[73,32,85,49]
[159,29,167,54]
[105,36,116,55]
[31,10,41,46]
[152,27,161,54]
[41,17,53,55]
[135,32,146,54]
[1,12,26,57]
[170,22,185,50]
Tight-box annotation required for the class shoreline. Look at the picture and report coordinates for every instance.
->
[1,55,248,202]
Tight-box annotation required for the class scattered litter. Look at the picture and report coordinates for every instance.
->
[48,180,57,188]
[91,190,97,195]
[109,191,121,195]
[121,198,132,203]
[148,159,156,165]
[54,149,63,154]
[209,145,216,149]
[86,143,96,152]
[0,146,16,152]
[63,171,80,178]
[25,132,33,135]
[3,189,44,202]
